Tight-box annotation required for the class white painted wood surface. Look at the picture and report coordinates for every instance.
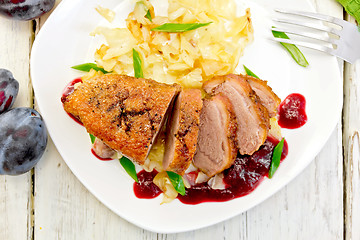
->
[343,11,360,239]
[0,19,34,240]
[0,0,357,239]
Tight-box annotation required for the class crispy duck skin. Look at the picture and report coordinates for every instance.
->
[203,74,270,155]
[63,74,181,165]
[242,74,281,118]
[163,89,203,175]
[193,94,238,177]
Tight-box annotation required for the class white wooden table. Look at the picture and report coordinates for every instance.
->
[1,0,359,239]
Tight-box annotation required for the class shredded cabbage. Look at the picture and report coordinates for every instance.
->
[92,0,253,89]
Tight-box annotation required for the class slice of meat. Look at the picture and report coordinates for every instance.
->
[63,74,181,165]
[163,89,203,175]
[92,138,116,159]
[203,74,270,155]
[242,74,281,117]
[193,94,237,177]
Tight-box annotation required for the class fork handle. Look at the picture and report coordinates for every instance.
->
[336,0,360,23]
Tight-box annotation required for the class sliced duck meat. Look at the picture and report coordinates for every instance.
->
[63,74,181,165]
[242,74,281,118]
[193,94,238,177]
[203,74,270,155]
[163,89,203,175]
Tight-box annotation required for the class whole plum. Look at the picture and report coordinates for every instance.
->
[0,107,48,175]
[0,0,55,21]
[0,69,19,113]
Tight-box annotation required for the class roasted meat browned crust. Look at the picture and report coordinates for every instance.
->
[63,74,181,164]
[203,74,270,155]
[242,74,281,118]
[163,89,203,175]
[193,94,238,177]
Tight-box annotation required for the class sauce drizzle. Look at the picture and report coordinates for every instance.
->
[134,170,162,199]
[61,78,82,103]
[178,137,288,204]
[278,93,307,129]
[133,137,288,204]
[61,78,83,126]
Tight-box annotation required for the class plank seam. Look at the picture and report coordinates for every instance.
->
[341,7,350,239]
[29,19,37,240]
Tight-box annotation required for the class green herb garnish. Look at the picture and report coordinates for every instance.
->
[71,63,109,73]
[151,22,212,33]
[167,171,186,196]
[243,65,260,79]
[120,156,138,183]
[145,9,152,22]
[132,48,143,78]
[269,138,285,178]
[89,133,96,144]
[272,29,309,67]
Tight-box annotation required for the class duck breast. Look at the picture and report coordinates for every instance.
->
[163,89,203,175]
[243,74,281,118]
[203,74,270,155]
[193,94,238,177]
[63,74,181,165]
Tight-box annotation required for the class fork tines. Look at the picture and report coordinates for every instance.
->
[271,8,360,63]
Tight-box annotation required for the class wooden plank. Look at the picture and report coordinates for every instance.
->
[0,18,34,240]
[33,139,151,239]
[343,14,360,240]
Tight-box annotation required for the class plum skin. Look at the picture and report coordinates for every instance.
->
[0,107,48,175]
[0,69,19,113]
[0,0,55,21]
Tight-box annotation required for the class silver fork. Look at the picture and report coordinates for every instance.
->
[271,8,360,64]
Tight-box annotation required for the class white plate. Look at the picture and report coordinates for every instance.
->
[30,0,342,233]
